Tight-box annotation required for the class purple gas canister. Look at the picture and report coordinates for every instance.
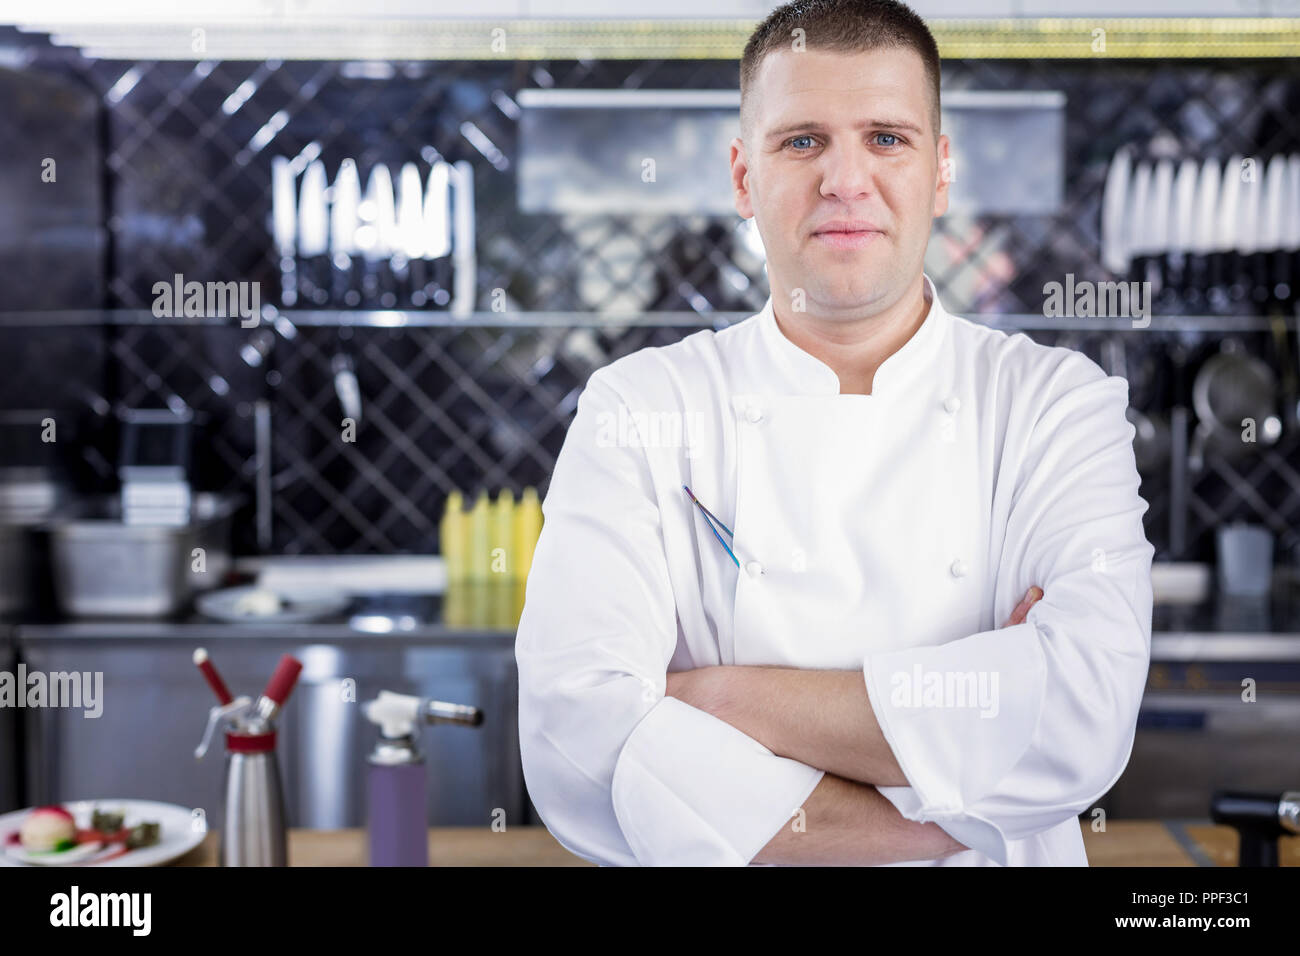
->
[364,691,483,867]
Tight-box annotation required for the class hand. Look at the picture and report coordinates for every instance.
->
[1002,586,1043,627]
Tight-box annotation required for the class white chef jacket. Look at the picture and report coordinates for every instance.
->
[515,272,1154,867]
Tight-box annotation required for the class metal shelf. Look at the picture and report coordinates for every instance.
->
[974,313,1298,333]
[0,309,729,329]
[0,309,1295,332]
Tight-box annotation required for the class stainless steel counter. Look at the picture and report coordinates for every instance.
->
[1151,634,1300,661]
[15,606,1300,659]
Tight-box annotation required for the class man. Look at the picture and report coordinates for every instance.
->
[515,0,1153,866]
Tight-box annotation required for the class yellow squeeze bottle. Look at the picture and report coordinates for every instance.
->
[467,490,491,581]
[491,487,515,577]
[439,490,466,584]
[514,486,543,582]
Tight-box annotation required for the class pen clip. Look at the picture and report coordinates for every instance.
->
[683,484,740,568]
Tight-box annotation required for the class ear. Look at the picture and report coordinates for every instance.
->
[933,133,951,218]
[731,137,754,219]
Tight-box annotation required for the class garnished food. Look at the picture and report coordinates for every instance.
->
[92,808,125,833]
[125,822,161,849]
[19,806,76,852]
[7,803,162,860]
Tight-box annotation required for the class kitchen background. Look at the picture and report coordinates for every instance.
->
[1,2,1298,859]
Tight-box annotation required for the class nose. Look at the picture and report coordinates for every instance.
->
[816,140,880,204]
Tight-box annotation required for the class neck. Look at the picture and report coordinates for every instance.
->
[772,277,931,395]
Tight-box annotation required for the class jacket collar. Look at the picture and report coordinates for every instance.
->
[755,273,951,398]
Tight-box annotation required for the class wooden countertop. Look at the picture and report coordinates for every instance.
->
[171,823,1299,866]
[174,826,593,867]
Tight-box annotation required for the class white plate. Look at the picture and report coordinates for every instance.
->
[196,585,351,624]
[0,800,206,868]
[7,840,104,866]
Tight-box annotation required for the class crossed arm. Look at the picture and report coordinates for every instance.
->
[664,585,1044,865]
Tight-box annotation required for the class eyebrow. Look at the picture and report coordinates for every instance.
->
[765,119,925,142]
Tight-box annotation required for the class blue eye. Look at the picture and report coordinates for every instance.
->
[788,135,815,150]
[875,133,900,147]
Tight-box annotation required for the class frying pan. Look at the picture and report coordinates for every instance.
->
[1189,341,1280,470]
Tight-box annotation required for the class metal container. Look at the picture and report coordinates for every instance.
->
[48,492,241,617]
[1216,523,1274,597]
[220,741,288,867]
[194,652,301,866]
[50,519,191,617]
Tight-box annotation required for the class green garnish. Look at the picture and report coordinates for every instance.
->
[125,822,161,849]
[92,809,125,832]
[33,838,79,854]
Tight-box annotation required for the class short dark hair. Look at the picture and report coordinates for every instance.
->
[739,0,941,142]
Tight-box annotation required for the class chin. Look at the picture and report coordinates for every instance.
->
[817,281,890,311]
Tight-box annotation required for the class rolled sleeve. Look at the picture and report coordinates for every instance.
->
[861,357,1154,866]
[517,368,824,866]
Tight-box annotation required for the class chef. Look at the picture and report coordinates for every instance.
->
[515,0,1154,866]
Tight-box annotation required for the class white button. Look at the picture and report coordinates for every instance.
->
[745,561,764,577]
[745,404,763,423]
[944,396,961,414]
[950,559,968,578]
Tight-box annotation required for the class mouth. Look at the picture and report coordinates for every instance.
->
[811,221,883,251]
[811,226,884,251]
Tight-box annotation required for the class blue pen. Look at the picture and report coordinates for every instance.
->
[682,484,740,568]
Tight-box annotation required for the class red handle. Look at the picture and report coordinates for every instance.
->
[261,654,303,706]
[193,648,233,705]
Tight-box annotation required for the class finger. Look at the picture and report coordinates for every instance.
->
[1003,595,1031,627]
[1003,587,1044,627]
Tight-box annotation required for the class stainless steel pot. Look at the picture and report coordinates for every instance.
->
[47,492,241,617]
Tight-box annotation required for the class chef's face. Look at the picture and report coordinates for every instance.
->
[732,46,950,318]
